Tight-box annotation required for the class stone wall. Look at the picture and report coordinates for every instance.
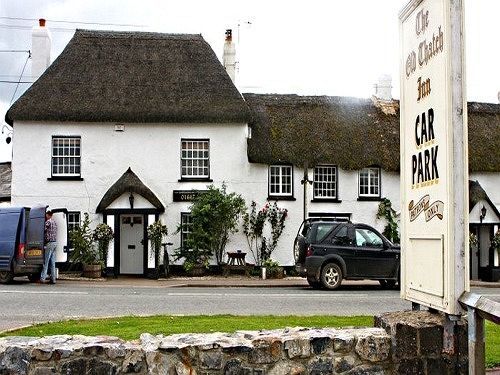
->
[0,312,467,375]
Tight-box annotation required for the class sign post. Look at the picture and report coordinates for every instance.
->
[399,0,469,316]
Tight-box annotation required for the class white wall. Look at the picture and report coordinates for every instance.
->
[13,120,498,267]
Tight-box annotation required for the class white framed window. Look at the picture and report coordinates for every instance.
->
[68,211,81,232]
[313,165,338,199]
[269,165,293,196]
[181,139,209,179]
[51,136,81,177]
[359,167,381,197]
[180,213,193,249]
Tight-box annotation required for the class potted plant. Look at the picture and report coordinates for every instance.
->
[69,213,102,278]
[92,223,114,277]
[147,220,168,279]
[262,258,284,279]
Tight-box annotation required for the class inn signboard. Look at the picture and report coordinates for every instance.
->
[399,0,469,314]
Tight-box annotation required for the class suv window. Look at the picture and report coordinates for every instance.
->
[330,226,352,246]
[355,228,384,248]
[313,223,338,242]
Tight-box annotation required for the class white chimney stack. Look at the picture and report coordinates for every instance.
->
[222,29,236,84]
[374,74,392,101]
[31,18,52,79]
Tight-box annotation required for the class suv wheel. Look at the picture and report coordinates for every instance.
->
[379,280,396,289]
[307,277,322,289]
[0,270,14,284]
[320,263,343,290]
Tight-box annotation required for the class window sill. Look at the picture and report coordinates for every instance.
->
[48,177,84,181]
[357,196,383,201]
[311,198,342,203]
[267,196,296,201]
[178,178,213,182]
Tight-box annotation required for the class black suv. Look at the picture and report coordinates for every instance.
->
[295,220,400,290]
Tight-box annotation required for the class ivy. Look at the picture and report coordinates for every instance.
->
[376,198,400,244]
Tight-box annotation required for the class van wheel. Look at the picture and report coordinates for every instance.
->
[0,270,13,284]
[307,277,322,289]
[28,273,41,283]
[320,263,343,290]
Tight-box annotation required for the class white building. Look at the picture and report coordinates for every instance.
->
[5,27,500,280]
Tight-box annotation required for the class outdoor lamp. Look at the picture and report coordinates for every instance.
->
[1,125,12,144]
[129,192,134,210]
[480,205,487,223]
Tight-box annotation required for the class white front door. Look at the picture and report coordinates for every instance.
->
[120,214,144,274]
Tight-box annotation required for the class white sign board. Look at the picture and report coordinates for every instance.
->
[399,0,469,315]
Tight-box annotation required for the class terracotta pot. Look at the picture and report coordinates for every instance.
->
[83,264,102,278]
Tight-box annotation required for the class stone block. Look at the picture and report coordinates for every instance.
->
[284,339,310,358]
[333,334,354,353]
[355,333,391,362]
[32,347,53,361]
[393,323,418,359]
[418,325,442,356]
[82,345,105,356]
[334,355,357,373]
[249,339,282,364]
[31,367,56,375]
[60,358,89,375]
[426,358,446,375]
[0,346,31,375]
[346,364,385,375]
[106,346,126,359]
[88,358,118,375]
[310,337,331,355]
[395,358,425,375]
[308,358,333,375]
[121,349,145,373]
[199,349,222,370]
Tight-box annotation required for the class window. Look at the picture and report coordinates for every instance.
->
[330,226,352,246]
[313,165,338,199]
[269,165,293,196]
[181,139,209,179]
[68,212,81,232]
[355,228,384,248]
[359,167,381,197]
[180,213,193,249]
[52,136,81,177]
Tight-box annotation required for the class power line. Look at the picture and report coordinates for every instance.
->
[0,23,76,33]
[0,50,31,53]
[0,16,146,28]
[9,54,31,105]
[0,80,34,84]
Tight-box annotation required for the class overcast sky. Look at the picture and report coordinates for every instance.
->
[0,0,499,161]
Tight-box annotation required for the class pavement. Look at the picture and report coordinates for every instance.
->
[56,273,500,288]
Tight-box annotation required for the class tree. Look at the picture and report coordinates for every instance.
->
[147,220,168,277]
[175,183,245,268]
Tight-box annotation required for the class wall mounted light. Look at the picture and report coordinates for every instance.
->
[480,205,487,223]
[1,125,12,144]
[129,192,134,210]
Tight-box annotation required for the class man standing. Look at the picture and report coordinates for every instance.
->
[39,210,57,284]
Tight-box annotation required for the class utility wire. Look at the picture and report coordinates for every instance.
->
[9,54,31,105]
[0,80,34,84]
[0,50,31,53]
[0,16,145,28]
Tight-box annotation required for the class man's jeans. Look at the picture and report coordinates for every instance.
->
[40,242,57,283]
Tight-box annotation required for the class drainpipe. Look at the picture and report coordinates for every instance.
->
[301,163,313,221]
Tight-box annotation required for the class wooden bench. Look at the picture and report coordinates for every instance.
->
[222,252,253,276]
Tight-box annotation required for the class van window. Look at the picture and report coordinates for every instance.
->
[330,226,352,246]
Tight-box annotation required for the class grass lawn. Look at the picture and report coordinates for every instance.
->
[1,315,498,367]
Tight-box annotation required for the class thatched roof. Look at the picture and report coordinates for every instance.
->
[469,180,500,218]
[96,167,164,213]
[6,30,251,125]
[244,94,500,172]
[0,162,11,202]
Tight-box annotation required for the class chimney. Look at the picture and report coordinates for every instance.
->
[31,18,52,79]
[222,29,236,84]
[373,74,392,101]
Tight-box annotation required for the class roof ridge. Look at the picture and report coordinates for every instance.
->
[75,29,203,40]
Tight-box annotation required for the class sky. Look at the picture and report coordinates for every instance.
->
[0,0,499,162]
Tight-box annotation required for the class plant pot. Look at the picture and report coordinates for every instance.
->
[82,264,102,279]
[187,265,206,277]
[267,266,284,279]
